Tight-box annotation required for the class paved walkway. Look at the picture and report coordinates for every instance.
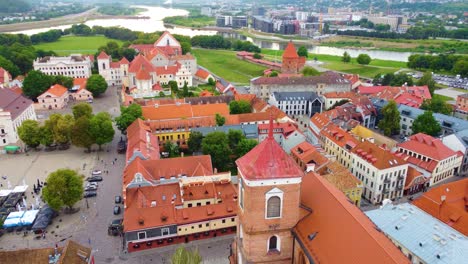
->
[434,87,466,100]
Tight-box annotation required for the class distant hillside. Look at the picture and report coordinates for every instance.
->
[0,0,31,14]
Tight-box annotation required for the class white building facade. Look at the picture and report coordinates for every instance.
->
[33,54,92,78]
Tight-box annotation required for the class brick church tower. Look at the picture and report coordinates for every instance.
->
[281,41,306,74]
[234,120,304,263]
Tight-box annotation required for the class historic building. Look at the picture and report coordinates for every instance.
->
[281,41,305,74]
[36,84,69,110]
[0,88,36,147]
[97,51,129,87]
[33,54,92,78]
[268,91,322,117]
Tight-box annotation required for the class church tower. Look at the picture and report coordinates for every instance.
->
[234,120,304,263]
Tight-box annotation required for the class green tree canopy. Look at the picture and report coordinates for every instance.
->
[164,141,180,157]
[378,100,400,136]
[201,131,232,171]
[342,51,351,63]
[17,119,41,148]
[71,116,95,152]
[253,53,262,59]
[229,100,252,114]
[0,55,21,77]
[52,75,74,89]
[86,74,108,97]
[72,103,93,120]
[215,113,226,126]
[39,125,54,147]
[44,114,74,145]
[356,54,372,65]
[453,59,468,77]
[42,169,84,211]
[297,46,308,57]
[269,71,278,77]
[22,70,53,101]
[187,131,203,153]
[412,111,441,136]
[171,246,202,264]
[227,129,246,150]
[417,71,436,96]
[236,139,258,157]
[90,112,115,150]
[301,66,320,76]
[115,104,143,133]
[420,96,452,115]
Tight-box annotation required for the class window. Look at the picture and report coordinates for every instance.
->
[138,232,146,240]
[222,219,226,224]
[266,196,281,218]
[268,236,280,252]
[161,228,169,236]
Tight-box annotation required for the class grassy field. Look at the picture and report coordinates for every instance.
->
[433,94,454,102]
[192,49,267,84]
[261,49,404,78]
[33,36,123,56]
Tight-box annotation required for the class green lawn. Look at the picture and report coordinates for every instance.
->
[261,49,404,78]
[192,49,267,85]
[33,36,123,56]
[433,94,454,102]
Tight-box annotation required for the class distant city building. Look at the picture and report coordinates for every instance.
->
[365,15,408,31]
[216,15,247,28]
[0,88,36,147]
[295,11,309,21]
[252,16,273,33]
[252,6,266,16]
[200,6,213,17]
[33,54,92,78]
[278,21,296,35]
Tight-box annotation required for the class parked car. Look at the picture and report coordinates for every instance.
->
[108,219,123,236]
[115,195,122,204]
[86,182,98,187]
[86,176,103,182]
[85,186,97,192]
[113,205,121,215]
[92,170,102,176]
[84,191,97,198]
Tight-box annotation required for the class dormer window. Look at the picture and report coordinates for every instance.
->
[135,173,143,183]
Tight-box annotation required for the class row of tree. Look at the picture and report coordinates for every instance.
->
[407,54,468,77]
[335,25,468,40]
[18,103,115,151]
[341,52,372,65]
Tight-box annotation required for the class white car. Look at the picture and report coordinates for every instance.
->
[86,182,98,187]
[92,170,102,176]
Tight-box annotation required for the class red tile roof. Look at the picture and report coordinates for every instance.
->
[412,178,468,235]
[398,133,459,161]
[125,119,160,162]
[43,84,68,97]
[119,57,130,64]
[319,161,362,192]
[320,123,359,149]
[136,67,151,80]
[343,74,360,85]
[128,54,154,73]
[294,172,410,263]
[155,64,179,75]
[252,71,350,86]
[351,141,406,170]
[97,51,109,59]
[142,103,230,121]
[283,41,299,58]
[357,85,387,94]
[290,141,329,169]
[73,78,87,91]
[404,166,427,190]
[195,68,211,79]
[322,91,356,99]
[236,131,304,180]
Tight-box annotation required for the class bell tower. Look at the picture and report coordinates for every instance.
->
[234,120,304,263]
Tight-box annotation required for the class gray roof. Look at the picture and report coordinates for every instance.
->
[398,104,424,120]
[0,88,33,120]
[191,124,258,139]
[370,97,389,109]
[272,91,321,102]
[366,203,468,264]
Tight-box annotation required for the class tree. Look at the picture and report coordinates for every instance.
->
[207,77,215,85]
[342,51,351,63]
[22,70,53,101]
[301,66,320,76]
[453,59,468,77]
[164,141,180,157]
[378,100,400,136]
[86,74,108,97]
[229,100,251,114]
[228,129,246,150]
[356,54,371,65]
[52,75,73,89]
[390,73,414,86]
[417,71,436,96]
[169,80,178,94]
[39,125,54,147]
[215,113,225,126]
[201,132,231,171]
[54,114,74,145]
[187,131,203,153]
[42,169,84,211]
[297,46,308,57]
[71,116,95,152]
[115,104,143,133]
[0,55,21,77]
[412,111,441,136]
[182,82,189,97]
[253,53,262,59]
[17,120,41,148]
[171,246,202,264]
[72,103,93,120]
[180,42,192,55]
[90,112,115,150]
[328,99,349,110]
[269,71,278,77]
[420,97,452,115]
[236,139,258,157]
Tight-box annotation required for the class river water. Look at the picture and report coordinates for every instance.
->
[8,5,413,62]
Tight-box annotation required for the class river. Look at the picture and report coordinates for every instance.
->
[7,5,413,62]
[7,6,217,38]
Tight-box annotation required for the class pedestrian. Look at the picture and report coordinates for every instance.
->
[115,158,117,162]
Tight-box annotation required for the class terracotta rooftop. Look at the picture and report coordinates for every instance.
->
[73,78,87,91]
[290,141,329,169]
[41,84,68,97]
[142,103,230,121]
[319,161,362,192]
[0,88,33,120]
[236,123,304,180]
[125,119,160,162]
[322,91,356,99]
[412,178,468,235]
[283,41,299,58]
[294,172,409,263]
[251,71,350,86]
[398,133,459,161]
[119,57,130,64]
[195,68,211,79]
[97,51,109,59]
[404,166,427,190]
[136,67,151,80]
[128,54,154,73]
[351,140,406,170]
[320,123,359,149]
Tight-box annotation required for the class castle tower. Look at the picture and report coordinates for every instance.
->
[235,119,304,264]
[281,41,305,74]
[97,51,110,73]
